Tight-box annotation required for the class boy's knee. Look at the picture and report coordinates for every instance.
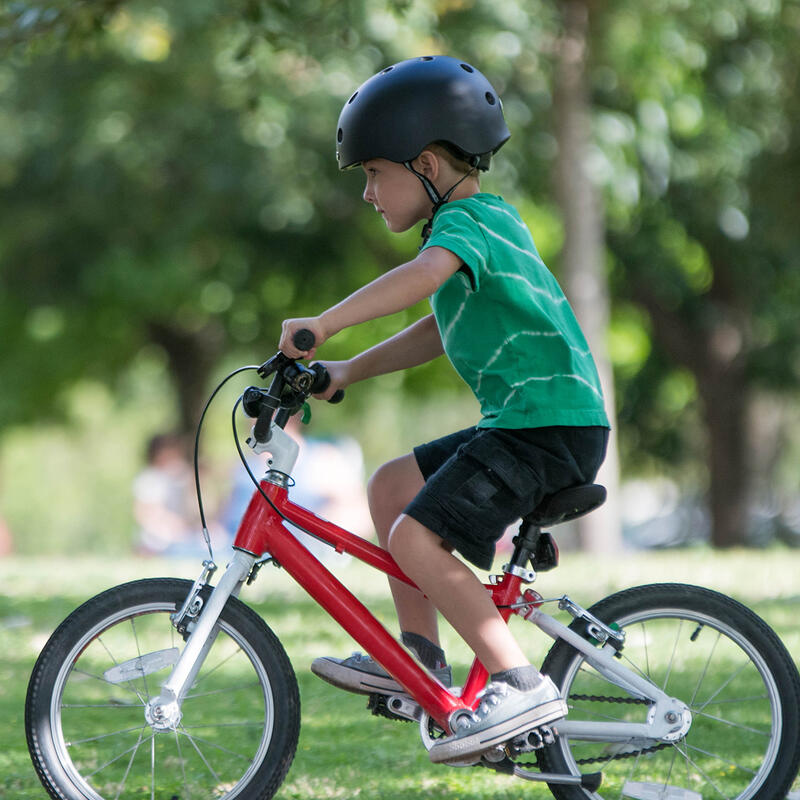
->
[366,462,391,509]
[367,455,421,511]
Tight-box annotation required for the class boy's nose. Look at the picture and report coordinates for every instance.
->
[362,182,374,204]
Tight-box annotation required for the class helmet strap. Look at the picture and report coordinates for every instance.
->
[403,161,476,248]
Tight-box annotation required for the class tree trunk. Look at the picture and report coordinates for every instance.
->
[147,321,225,437]
[553,0,622,553]
[697,366,750,547]
[630,282,751,547]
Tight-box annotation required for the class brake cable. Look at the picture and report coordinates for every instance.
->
[192,365,260,562]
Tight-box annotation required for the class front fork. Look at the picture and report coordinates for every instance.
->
[144,550,257,731]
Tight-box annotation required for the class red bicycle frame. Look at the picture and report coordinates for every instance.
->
[233,480,528,731]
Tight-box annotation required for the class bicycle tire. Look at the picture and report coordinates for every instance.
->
[26,578,300,800]
[536,583,800,800]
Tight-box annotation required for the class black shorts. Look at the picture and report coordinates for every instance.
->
[404,426,609,570]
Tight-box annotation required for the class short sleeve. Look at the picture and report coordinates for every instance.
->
[422,205,488,291]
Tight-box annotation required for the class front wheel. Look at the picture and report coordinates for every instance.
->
[537,583,800,800]
[26,578,300,800]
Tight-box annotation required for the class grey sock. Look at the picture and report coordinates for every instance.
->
[400,631,447,670]
[490,665,544,692]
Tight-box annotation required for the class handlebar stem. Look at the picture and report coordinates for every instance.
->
[246,422,300,485]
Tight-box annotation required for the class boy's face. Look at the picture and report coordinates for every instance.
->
[361,158,432,233]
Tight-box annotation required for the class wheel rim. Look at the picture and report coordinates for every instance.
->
[48,599,275,799]
[552,607,783,800]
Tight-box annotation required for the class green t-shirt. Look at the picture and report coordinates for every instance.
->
[422,193,609,430]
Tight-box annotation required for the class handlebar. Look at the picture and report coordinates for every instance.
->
[289,329,345,405]
[246,329,344,444]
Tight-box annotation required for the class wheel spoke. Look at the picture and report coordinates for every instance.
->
[693,659,755,712]
[181,721,265,730]
[534,585,797,800]
[66,725,145,746]
[182,726,223,782]
[23,579,334,799]
[672,740,736,800]
[682,740,758,776]
[662,618,683,691]
[190,645,244,690]
[82,724,152,780]
[182,680,262,700]
[178,726,255,762]
[689,707,771,737]
[689,626,720,706]
[130,616,151,703]
[94,639,148,706]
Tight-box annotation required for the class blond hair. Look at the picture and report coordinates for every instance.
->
[425,142,476,175]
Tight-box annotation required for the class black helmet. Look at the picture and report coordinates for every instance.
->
[336,55,510,172]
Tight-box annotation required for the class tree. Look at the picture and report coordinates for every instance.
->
[553,0,622,552]
[595,0,800,545]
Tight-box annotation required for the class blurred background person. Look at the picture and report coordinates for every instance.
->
[133,432,227,558]
[221,415,371,564]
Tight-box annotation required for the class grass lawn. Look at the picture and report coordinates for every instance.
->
[3,548,800,799]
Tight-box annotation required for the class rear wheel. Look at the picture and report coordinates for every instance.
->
[537,583,800,800]
[26,578,300,800]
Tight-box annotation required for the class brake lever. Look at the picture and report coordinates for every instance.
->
[257,351,292,380]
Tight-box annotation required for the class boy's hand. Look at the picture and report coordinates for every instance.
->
[279,317,327,358]
[311,360,350,401]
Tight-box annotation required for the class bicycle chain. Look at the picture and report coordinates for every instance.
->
[516,694,671,768]
[569,693,652,705]
[368,692,672,766]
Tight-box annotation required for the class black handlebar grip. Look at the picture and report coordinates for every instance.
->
[293,328,316,352]
[309,362,346,404]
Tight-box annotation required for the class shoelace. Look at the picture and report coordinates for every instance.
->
[347,652,377,666]
[454,682,511,730]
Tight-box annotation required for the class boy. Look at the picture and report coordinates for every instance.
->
[278,55,609,763]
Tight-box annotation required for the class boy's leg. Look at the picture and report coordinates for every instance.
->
[387,514,528,673]
[367,454,440,645]
[388,513,566,762]
[310,454,451,695]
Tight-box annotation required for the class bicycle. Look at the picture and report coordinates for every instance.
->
[26,330,800,800]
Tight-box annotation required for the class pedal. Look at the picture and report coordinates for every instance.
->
[367,693,421,723]
[507,723,556,755]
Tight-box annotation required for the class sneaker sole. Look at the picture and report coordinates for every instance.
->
[428,698,567,763]
[311,658,404,696]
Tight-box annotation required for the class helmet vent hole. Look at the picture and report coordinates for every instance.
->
[381,66,394,73]
[348,91,358,104]
[485,92,496,105]
[421,56,434,61]
[337,128,343,143]
[460,63,474,73]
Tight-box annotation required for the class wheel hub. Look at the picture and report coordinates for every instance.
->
[145,697,182,732]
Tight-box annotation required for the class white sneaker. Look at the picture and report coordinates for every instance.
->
[311,652,452,696]
[428,675,566,763]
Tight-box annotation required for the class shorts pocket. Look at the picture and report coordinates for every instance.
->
[458,432,537,499]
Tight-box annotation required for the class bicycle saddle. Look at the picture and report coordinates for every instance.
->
[523,484,606,528]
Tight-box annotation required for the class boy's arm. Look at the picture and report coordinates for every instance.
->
[312,315,443,400]
[349,313,444,381]
[279,246,461,358]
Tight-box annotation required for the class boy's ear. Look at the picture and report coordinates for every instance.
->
[414,149,440,180]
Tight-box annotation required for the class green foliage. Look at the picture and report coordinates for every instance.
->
[1,0,800,549]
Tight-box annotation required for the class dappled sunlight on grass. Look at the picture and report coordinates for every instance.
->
[2,549,799,799]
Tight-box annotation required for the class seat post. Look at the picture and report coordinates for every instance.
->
[502,520,543,582]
